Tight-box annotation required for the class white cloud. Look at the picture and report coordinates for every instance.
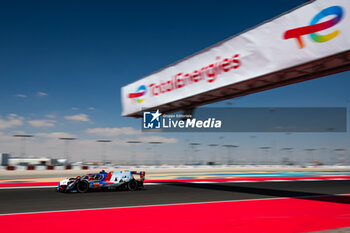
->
[36,132,76,139]
[45,114,56,119]
[138,136,178,143]
[37,92,48,96]
[16,94,27,98]
[0,114,24,130]
[71,107,79,111]
[88,107,95,110]
[86,127,139,136]
[64,113,90,122]
[28,119,56,127]
[0,132,14,141]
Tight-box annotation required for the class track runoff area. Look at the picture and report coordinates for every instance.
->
[1,170,350,233]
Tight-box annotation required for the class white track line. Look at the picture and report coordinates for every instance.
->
[228,180,256,183]
[299,179,319,181]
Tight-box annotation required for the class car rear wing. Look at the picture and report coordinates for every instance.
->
[131,171,146,180]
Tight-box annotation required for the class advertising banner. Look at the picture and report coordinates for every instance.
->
[141,108,346,132]
[122,0,350,117]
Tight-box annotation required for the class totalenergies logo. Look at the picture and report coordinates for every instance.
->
[128,85,146,103]
[127,54,241,103]
[284,6,344,49]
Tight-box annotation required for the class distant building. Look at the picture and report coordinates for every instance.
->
[0,153,69,166]
[8,157,51,166]
[8,157,64,166]
[0,153,10,166]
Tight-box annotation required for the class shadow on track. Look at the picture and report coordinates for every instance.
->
[165,182,350,205]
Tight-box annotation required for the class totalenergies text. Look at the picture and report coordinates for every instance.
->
[149,54,241,96]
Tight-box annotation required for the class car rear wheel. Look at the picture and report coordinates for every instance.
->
[127,179,138,191]
[77,180,89,193]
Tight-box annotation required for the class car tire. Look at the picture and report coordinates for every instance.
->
[77,180,89,193]
[127,179,138,191]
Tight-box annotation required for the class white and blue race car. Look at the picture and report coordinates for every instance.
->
[57,170,145,193]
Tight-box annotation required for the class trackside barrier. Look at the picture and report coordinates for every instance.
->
[27,165,35,170]
[46,165,54,170]
[6,166,15,171]
[73,166,84,170]
[36,166,46,171]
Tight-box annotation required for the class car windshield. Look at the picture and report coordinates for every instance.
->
[83,174,103,180]
[93,174,103,180]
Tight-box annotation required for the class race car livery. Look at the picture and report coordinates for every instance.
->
[57,170,145,193]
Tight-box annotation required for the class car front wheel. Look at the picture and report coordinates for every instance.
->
[77,180,89,193]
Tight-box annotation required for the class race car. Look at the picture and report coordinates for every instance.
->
[57,170,145,193]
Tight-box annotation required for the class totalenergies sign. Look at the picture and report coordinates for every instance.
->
[284,6,344,48]
[127,55,240,101]
[122,0,350,117]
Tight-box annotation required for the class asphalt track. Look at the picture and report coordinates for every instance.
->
[1,180,350,215]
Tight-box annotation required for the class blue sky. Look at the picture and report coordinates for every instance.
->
[0,0,349,164]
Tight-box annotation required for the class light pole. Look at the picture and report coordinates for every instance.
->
[148,141,163,165]
[126,141,142,165]
[280,147,294,165]
[13,134,33,157]
[334,148,346,165]
[260,146,271,165]
[59,137,76,164]
[208,144,219,164]
[189,142,200,164]
[96,140,112,165]
[304,148,317,164]
[250,135,257,165]
[319,147,328,165]
[268,108,277,164]
[222,144,238,165]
